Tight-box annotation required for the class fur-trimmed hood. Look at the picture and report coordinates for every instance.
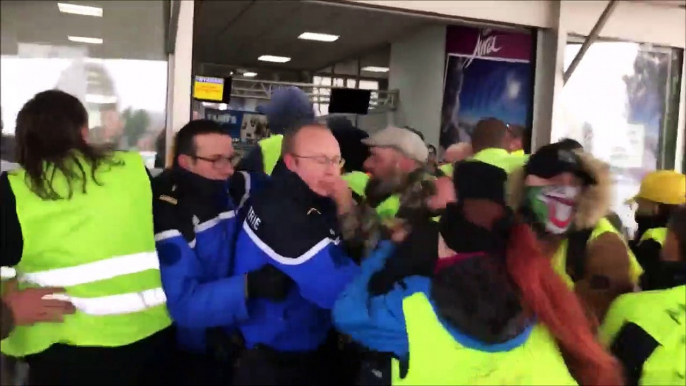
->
[506,149,612,230]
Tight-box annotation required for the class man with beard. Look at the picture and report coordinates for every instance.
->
[357,126,429,218]
[628,170,685,273]
[507,142,643,322]
[338,126,434,261]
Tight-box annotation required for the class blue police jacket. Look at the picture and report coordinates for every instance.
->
[152,166,267,353]
[233,169,360,352]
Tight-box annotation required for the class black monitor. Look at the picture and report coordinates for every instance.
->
[328,88,371,115]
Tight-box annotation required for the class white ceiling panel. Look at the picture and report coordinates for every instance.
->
[193,0,432,73]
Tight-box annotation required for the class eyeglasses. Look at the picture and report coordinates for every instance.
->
[191,154,239,169]
[292,154,345,168]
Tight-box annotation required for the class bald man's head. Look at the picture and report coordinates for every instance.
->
[471,118,508,153]
[282,123,342,197]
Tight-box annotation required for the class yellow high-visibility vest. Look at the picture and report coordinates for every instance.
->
[1,152,171,357]
[551,218,643,288]
[392,292,577,385]
[600,285,686,385]
[258,134,284,175]
[639,227,668,247]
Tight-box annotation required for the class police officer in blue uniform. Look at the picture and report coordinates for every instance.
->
[152,120,292,384]
[232,122,361,385]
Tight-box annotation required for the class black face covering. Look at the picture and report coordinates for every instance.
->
[640,260,686,291]
[438,203,513,254]
[634,213,670,241]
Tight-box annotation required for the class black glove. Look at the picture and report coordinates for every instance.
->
[247,265,292,301]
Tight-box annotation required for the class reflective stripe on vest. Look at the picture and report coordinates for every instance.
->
[17,252,166,316]
[600,285,686,385]
[2,152,171,357]
[392,292,577,385]
[552,218,643,288]
[639,227,668,247]
[259,135,284,175]
[19,252,160,288]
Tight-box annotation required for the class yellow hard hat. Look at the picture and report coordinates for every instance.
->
[630,170,686,205]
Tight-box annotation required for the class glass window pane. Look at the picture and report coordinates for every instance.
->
[555,41,679,234]
[358,80,379,90]
[1,1,168,168]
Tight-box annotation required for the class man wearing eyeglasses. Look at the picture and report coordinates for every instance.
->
[231,122,361,385]
[151,120,292,383]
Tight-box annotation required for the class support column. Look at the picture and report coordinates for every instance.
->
[676,57,686,173]
[388,25,446,147]
[531,1,566,151]
[165,0,194,165]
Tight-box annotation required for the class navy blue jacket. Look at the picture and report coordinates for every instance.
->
[152,167,267,353]
[233,170,360,352]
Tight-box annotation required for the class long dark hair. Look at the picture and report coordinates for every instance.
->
[15,90,121,200]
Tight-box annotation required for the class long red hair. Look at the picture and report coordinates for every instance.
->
[506,224,623,385]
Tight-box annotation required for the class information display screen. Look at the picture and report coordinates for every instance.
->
[193,76,231,103]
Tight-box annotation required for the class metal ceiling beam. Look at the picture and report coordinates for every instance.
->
[563,0,619,84]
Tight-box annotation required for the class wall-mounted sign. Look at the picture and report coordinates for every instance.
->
[193,76,232,103]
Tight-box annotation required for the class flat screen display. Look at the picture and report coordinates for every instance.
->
[328,88,371,115]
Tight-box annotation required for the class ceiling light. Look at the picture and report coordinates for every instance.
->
[362,66,389,73]
[58,3,103,17]
[242,72,258,78]
[258,55,291,63]
[68,36,103,44]
[298,32,339,42]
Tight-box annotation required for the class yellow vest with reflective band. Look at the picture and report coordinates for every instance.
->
[552,218,643,288]
[258,134,284,175]
[471,148,527,174]
[342,171,400,220]
[392,293,577,385]
[639,227,668,247]
[600,285,686,385]
[342,171,369,198]
[438,163,453,177]
[1,152,171,357]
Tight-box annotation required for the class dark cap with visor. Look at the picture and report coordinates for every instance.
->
[525,142,596,185]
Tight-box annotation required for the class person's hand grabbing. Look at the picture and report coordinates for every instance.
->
[246,265,292,301]
[427,176,456,210]
[2,280,76,326]
[325,177,354,215]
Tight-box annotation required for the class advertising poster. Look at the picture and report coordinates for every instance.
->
[205,108,269,158]
[440,26,534,151]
